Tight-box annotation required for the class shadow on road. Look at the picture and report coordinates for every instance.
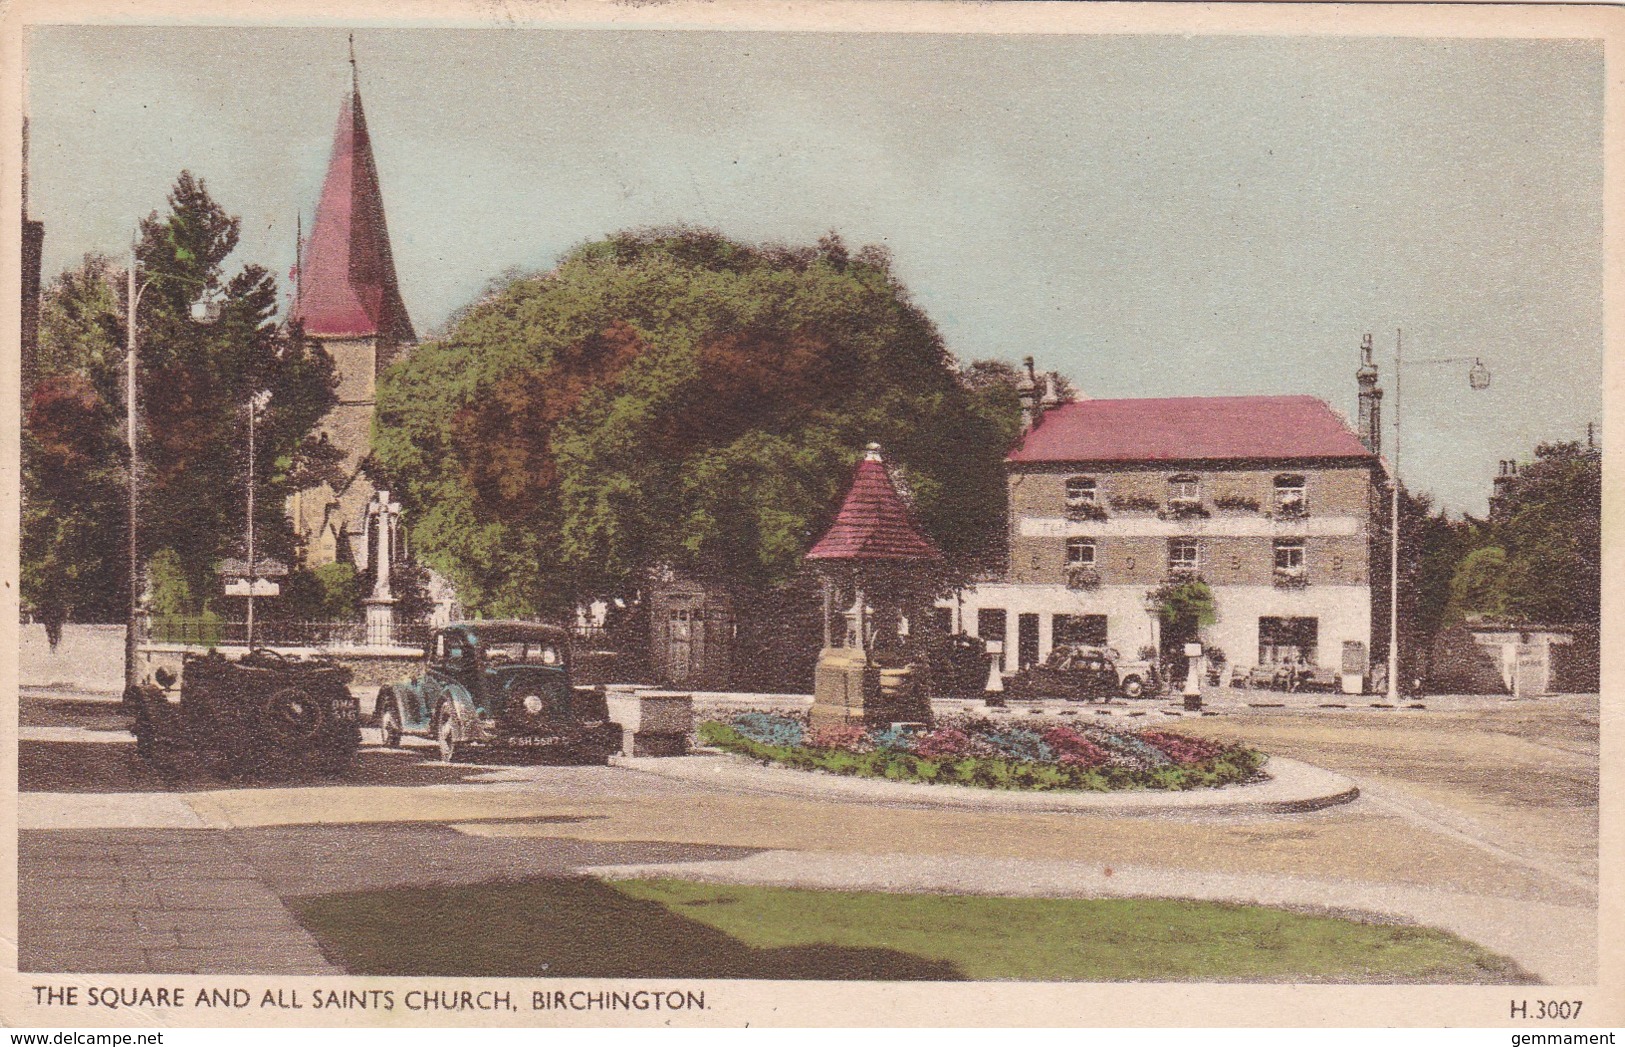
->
[19,739,533,793]
[291,875,964,980]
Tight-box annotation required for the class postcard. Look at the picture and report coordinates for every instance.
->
[3,0,1619,1030]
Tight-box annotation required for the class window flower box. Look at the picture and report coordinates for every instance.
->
[1065,502,1109,522]
[1165,567,1204,585]
[1109,494,1160,513]
[1213,494,1260,513]
[1160,498,1211,521]
[1273,568,1309,589]
[1272,495,1310,520]
[1066,566,1102,590]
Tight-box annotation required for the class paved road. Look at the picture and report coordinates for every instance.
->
[17,689,1599,982]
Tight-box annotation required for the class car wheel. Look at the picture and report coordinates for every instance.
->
[1121,675,1145,699]
[436,706,465,764]
[378,703,403,749]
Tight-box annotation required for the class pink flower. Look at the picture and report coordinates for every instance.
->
[807,724,870,752]
[911,727,976,760]
[1040,725,1109,768]
[1140,730,1227,765]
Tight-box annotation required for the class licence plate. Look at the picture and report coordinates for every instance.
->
[330,700,359,722]
[506,735,562,747]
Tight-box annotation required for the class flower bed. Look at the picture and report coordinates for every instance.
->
[699,712,1264,792]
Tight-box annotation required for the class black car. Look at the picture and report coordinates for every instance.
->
[1002,644,1160,702]
[377,621,622,764]
[127,648,360,779]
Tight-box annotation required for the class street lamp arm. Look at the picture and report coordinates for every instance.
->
[132,267,215,312]
[122,244,224,692]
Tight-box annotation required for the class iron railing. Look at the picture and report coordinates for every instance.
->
[139,617,435,650]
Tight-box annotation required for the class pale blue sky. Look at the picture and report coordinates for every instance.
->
[25,27,1604,515]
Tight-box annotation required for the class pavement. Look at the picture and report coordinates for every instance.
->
[21,829,341,975]
[16,687,1601,984]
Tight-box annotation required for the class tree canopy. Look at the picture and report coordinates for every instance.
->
[1387,437,1600,687]
[374,228,1017,616]
[1477,440,1601,624]
[22,172,337,627]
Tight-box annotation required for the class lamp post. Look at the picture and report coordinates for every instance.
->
[123,236,221,693]
[244,389,272,648]
[1385,328,1491,702]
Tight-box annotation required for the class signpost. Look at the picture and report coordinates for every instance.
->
[224,578,281,598]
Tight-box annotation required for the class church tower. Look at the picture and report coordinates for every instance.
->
[287,50,415,568]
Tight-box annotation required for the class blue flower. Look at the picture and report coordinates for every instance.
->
[729,711,805,748]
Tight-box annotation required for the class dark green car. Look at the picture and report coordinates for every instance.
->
[376,621,621,764]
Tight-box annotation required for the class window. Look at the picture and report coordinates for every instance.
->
[1274,539,1305,571]
[1274,474,1307,513]
[977,608,1007,645]
[1065,476,1098,505]
[1168,538,1200,571]
[1066,537,1096,566]
[1168,474,1201,503]
[1259,616,1319,665]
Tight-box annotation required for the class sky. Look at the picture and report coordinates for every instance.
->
[24,26,1604,516]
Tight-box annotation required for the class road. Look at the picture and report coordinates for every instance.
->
[17,687,1599,982]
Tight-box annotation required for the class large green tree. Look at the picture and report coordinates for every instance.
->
[21,173,337,624]
[1379,437,1600,688]
[1479,439,1601,624]
[375,228,1016,616]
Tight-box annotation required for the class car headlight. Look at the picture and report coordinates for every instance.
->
[523,694,544,714]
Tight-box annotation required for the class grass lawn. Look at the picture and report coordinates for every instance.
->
[290,876,1530,983]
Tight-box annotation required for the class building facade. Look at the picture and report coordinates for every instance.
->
[951,374,1383,687]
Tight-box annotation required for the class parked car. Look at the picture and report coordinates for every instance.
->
[126,648,360,780]
[918,632,996,698]
[1003,644,1161,702]
[377,621,622,764]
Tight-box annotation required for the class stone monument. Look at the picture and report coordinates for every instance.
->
[804,443,941,729]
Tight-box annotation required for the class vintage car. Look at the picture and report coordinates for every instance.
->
[917,632,997,699]
[376,621,622,764]
[1002,644,1161,702]
[126,648,360,780]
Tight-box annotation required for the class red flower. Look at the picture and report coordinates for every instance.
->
[911,727,976,760]
[1040,725,1109,768]
[1140,730,1226,764]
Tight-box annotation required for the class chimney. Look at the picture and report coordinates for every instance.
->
[1017,356,1039,434]
[1356,333,1382,456]
[1041,372,1062,409]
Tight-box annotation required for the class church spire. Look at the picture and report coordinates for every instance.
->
[291,44,414,344]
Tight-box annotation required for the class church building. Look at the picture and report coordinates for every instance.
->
[285,57,416,572]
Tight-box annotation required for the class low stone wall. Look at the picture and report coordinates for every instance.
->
[20,623,127,693]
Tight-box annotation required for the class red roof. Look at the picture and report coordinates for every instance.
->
[1007,395,1374,464]
[291,81,415,343]
[806,448,943,563]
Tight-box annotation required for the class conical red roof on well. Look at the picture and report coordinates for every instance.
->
[806,448,943,563]
[292,80,415,343]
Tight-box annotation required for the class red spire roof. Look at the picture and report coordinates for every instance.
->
[806,445,943,563]
[1007,395,1374,464]
[292,78,414,343]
